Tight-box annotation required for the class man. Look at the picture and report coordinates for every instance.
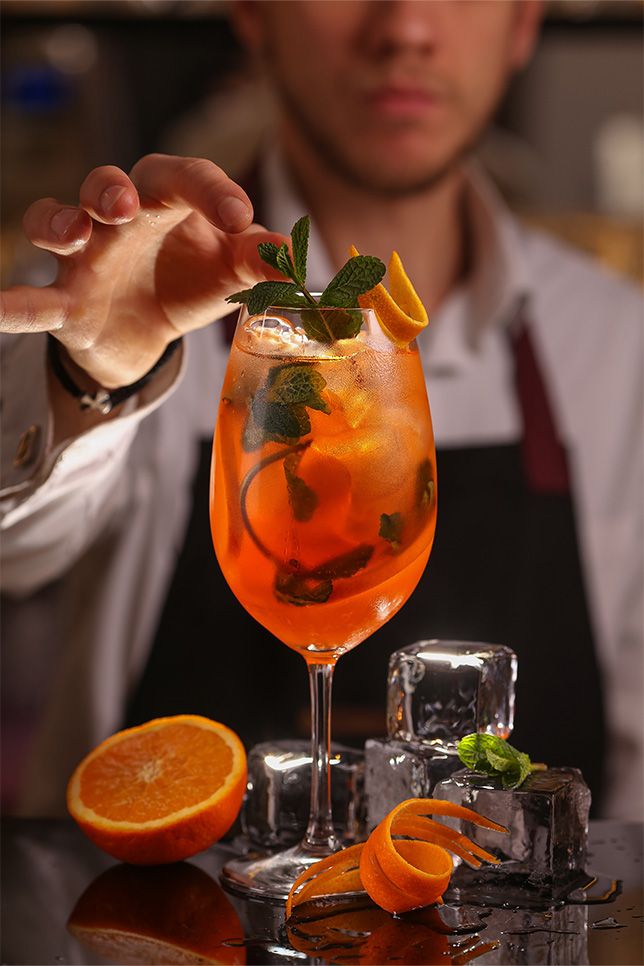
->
[1,1,641,820]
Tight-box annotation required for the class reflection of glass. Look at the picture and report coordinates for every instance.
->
[211,304,437,899]
[67,863,245,964]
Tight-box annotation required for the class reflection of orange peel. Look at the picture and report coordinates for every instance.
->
[286,894,499,964]
[351,245,429,346]
[286,798,507,917]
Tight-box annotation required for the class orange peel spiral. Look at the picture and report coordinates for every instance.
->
[350,245,429,346]
[286,797,507,918]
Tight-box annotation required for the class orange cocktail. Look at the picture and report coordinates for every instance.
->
[210,299,435,901]
[211,308,436,663]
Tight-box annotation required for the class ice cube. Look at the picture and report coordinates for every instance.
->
[243,311,321,356]
[364,738,463,829]
[246,311,307,338]
[241,740,366,850]
[387,640,517,747]
[434,767,591,905]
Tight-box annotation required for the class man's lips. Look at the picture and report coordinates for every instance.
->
[367,86,442,117]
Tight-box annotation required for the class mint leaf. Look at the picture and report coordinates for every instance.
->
[291,215,310,285]
[244,363,331,449]
[226,281,307,314]
[257,239,299,283]
[484,748,518,773]
[249,392,311,446]
[302,307,364,342]
[379,512,404,550]
[266,364,330,413]
[276,243,297,282]
[257,242,281,271]
[284,452,318,522]
[319,255,385,308]
[457,734,534,789]
[300,307,337,343]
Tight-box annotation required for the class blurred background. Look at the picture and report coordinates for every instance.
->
[2,0,643,288]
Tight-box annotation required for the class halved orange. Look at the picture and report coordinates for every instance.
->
[351,245,429,346]
[68,861,246,964]
[67,714,247,864]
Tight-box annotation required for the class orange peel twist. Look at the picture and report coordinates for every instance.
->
[286,797,508,918]
[350,245,429,346]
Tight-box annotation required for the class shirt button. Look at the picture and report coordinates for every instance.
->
[13,425,41,468]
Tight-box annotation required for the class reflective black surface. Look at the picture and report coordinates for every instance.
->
[1,818,641,964]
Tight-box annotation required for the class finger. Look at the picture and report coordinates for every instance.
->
[78,165,141,224]
[130,153,254,233]
[23,198,93,256]
[0,285,68,334]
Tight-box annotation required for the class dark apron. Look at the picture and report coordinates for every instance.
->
[125,182,606,813]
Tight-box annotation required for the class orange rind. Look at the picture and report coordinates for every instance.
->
[351,245,429,346]
[286,797,508,917]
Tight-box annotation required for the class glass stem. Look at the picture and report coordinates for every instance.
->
[304,661,340,854]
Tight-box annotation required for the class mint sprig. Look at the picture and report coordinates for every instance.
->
[457,734,537,789]
[226,215,385,341]
[243,362,330,451]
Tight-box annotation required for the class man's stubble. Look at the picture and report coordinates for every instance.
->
[272,73,492,201]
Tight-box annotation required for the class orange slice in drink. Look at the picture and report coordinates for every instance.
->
[67,714,247,864]
[351,245,429,346]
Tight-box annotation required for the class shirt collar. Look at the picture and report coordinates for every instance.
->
[426,158,532,373]
[261,145,336,294]
[261,145,532,366]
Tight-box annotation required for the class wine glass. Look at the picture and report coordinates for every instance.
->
[210,302,437,901]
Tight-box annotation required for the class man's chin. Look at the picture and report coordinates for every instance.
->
[334,150,465,198]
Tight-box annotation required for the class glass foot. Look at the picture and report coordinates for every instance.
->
[221,842,339,903]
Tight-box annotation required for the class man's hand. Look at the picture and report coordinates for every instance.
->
[1,154,287,388]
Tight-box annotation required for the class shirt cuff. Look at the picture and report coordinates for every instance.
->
[0,332,185,501]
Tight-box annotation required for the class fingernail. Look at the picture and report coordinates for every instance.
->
[217,196,251,228]
[100,185,127,214]
[51,209,82,240]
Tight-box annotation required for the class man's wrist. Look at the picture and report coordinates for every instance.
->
[47,336,183,416]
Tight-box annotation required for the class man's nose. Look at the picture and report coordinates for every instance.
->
[361,0,442,58]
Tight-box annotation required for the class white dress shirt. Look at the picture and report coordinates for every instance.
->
[1,157,642,820]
